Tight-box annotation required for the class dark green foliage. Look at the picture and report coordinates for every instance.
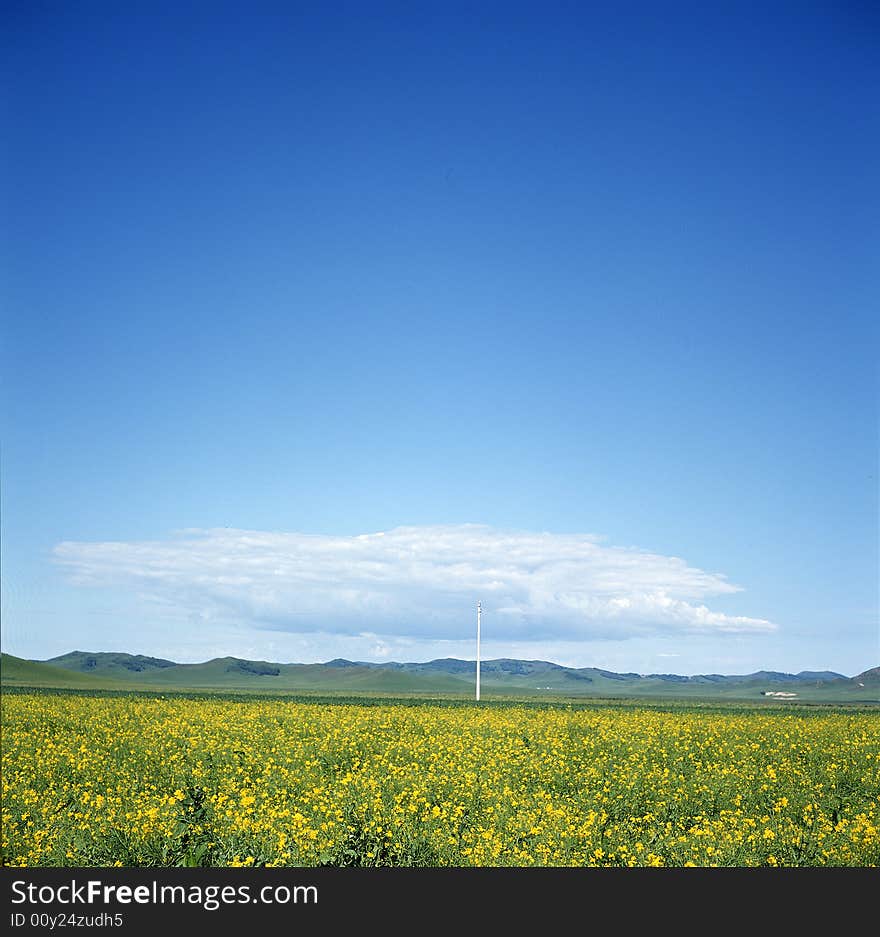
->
[225,659,280,677]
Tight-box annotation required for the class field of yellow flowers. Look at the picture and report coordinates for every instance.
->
[2,692,878,867]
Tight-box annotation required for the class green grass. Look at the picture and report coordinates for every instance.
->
[2,651,877,705]
[3,684,876,718]
[0,654,125,690]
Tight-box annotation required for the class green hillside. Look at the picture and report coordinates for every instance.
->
[2,651,876,703]
[1,653,474,696]
[0,654,122,689]
[853,666,880,686]
[47,651,177,676]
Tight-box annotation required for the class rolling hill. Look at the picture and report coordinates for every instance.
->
[0,654,121,690]
[1,650,876,702]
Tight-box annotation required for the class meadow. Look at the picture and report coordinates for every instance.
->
[2,691,878,867]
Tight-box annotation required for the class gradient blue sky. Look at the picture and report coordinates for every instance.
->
[2,1,877,675]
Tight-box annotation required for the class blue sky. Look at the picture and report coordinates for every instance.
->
[2,1,877,675]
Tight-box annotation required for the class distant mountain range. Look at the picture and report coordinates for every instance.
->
[1,650,877,702]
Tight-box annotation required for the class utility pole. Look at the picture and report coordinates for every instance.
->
[476,600,481,701]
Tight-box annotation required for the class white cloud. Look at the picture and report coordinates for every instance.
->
[52,524,775,644]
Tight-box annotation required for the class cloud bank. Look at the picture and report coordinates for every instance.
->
[52,524,775,642]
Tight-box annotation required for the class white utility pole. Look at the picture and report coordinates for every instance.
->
[476,600,481,701]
